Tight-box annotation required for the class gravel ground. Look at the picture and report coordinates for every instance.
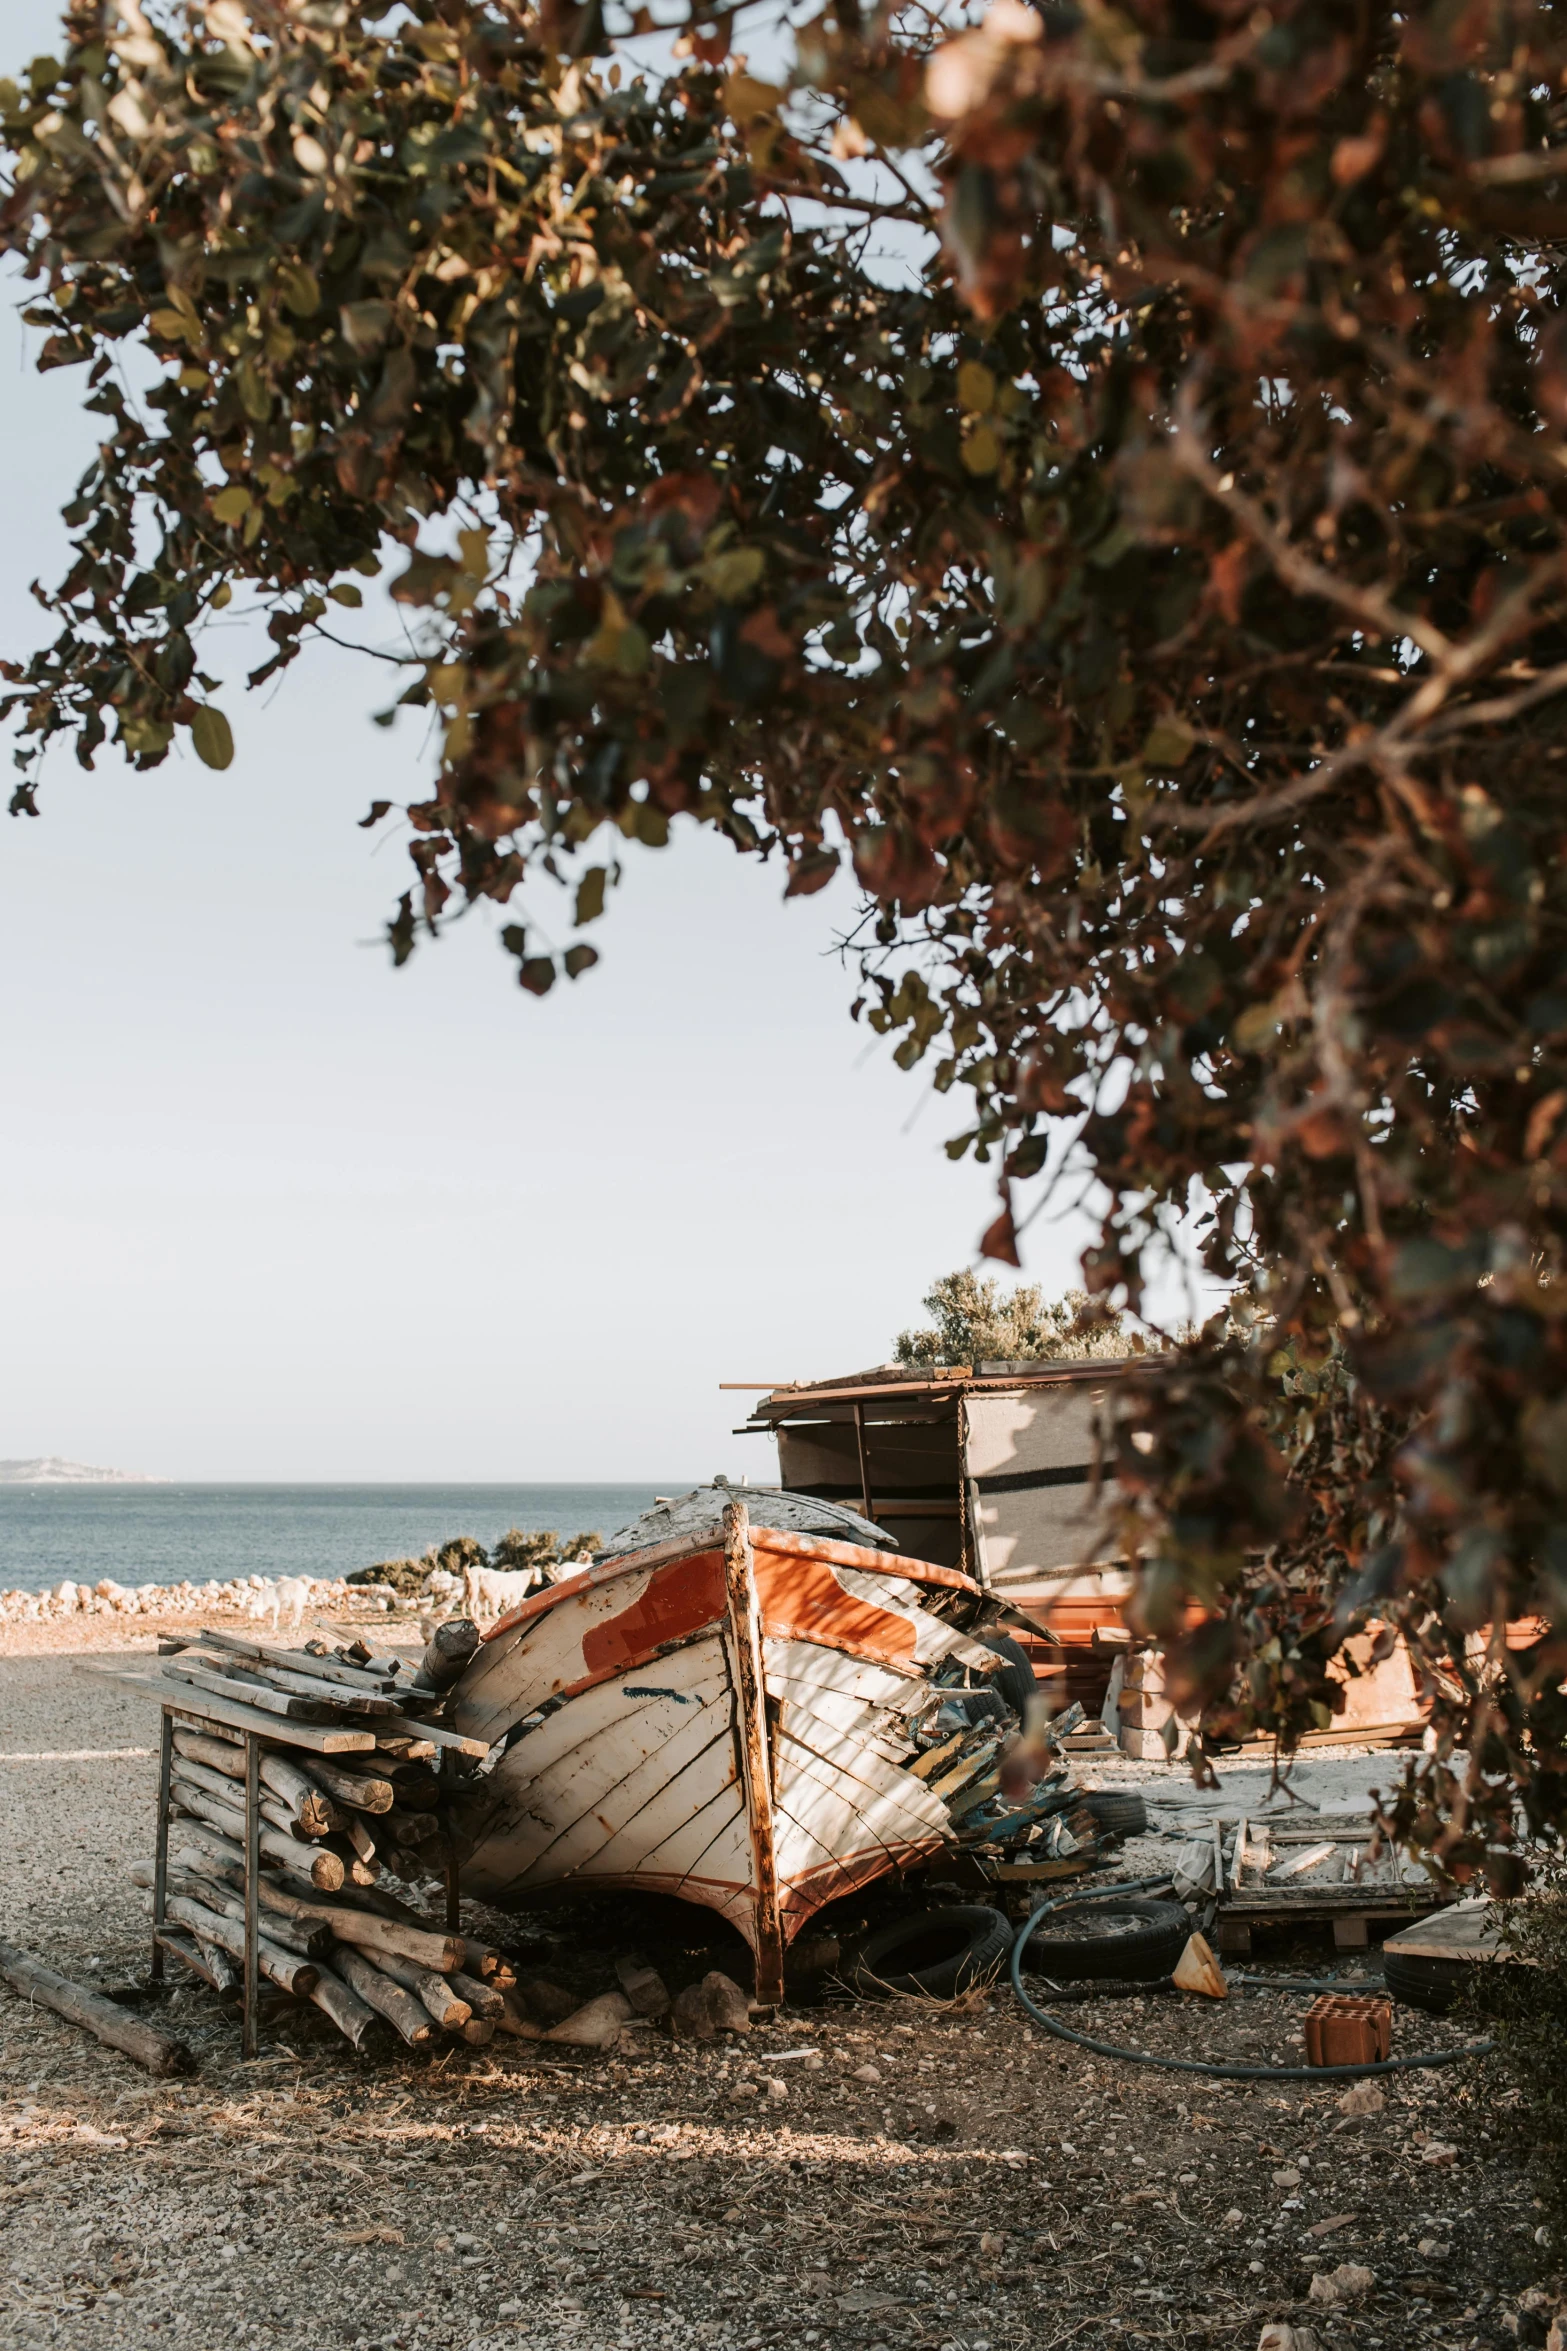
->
[1,1630,1559,2351]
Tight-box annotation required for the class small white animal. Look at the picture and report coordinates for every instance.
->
[461,1564,541,1622]
[247,1576,313,1634]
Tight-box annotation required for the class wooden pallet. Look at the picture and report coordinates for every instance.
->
[1214,1883,1455,1954]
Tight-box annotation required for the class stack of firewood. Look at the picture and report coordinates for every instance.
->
[138,1619,544,2050]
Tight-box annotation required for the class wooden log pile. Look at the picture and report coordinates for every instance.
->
[141,1621,537,2052]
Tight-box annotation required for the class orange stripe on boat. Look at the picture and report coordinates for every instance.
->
[751,1545,920,1666]
[581,1550,729,1676]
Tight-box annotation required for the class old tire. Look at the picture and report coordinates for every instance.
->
[1082,1790,1149,1838]
[973,1632,1038,1718]
[851,1905,1013,1999]
[1020,1897,1190,1984]
[1382,1948,1467,2016]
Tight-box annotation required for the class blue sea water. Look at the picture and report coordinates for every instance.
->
[0,1483,678,1597]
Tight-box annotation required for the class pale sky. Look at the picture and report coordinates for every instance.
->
[0,4,1104,1481]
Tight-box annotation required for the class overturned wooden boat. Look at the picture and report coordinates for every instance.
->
[448,1488,1013,2002]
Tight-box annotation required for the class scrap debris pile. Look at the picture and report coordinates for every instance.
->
[140,1620,537,2051]
[910,1679,1115,1878]
[1163,1815,1433,1899]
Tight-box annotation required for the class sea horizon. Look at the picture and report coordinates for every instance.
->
[0,1479,764,1597]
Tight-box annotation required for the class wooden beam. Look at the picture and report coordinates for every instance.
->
[166,1693,378,1754]
[722,1500,785,2012]
[852,1400,874,1523]
[0,1938,195,2077]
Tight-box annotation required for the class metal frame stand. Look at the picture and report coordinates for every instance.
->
[151,1700,264,2058]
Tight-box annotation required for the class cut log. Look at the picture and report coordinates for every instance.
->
[142,1869,332,1961]
[461,1938,516,1986]
[260,1752,345,1835]
[344,1816,377,1867]
[459,2016,495,2047]
[308,1965,380,2049]
[169,1781,345,1889]
[494,1992,544,2039]
[417,1617,481,1691]
[165,1822,247,1878]
[0,1937,196,2076]
[385,1810,440,1850]
[154,1926,238,1995]
[196,1627,402,1693]
[172,1754,259,1813]
[243,1874,462,1972]
[164,1896,320,1997]
[172,1729,247,1780]
[448,1969,505,2021]
[372,1734,437,1762]
[363,1948,472,2028]
[304,1759,394,1815]
[333,1947,435,2047]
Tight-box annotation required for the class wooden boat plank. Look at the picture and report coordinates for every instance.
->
[777,1725,952,1855]
[614,1771,747,1883]
[507,1705,738,1885]
[454,1552,728,1738]
[774,1737,930,1869]
[769,1684,910,1767]
[775,1704,951,1836]
[472,1677,730,1874]
[489,1641,728,1785]
[761,1639,916,1711]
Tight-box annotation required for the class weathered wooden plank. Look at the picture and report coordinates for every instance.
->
[774,1704,950,1837]
[475,1698,736,1889]
[166,1693,378,1754]
[604,1768,746,1886]
[776,1727,950,1858]
[487,1639,727,1790]
[761,1638,915,1711]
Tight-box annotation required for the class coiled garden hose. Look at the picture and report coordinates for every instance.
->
[1009,1881,1495,2081]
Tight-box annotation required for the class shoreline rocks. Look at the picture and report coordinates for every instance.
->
[0,1572,379,1625]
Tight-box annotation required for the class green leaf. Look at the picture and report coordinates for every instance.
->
[574,866,608,924]
[328,582,363,607]
[189,705,234,770]
[211,485,252,524]
[563,943,599,979]
[278,262,320,317]
[1143,717,1196,766]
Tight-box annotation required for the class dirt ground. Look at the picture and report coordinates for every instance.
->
[1,1623,1557,2351]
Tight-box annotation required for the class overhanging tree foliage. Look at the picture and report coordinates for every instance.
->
[6,0,1567,1877]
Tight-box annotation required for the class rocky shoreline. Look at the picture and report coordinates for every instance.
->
[0,1572,394,1628]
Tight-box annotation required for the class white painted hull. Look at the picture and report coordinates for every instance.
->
[449,1516,993,1981]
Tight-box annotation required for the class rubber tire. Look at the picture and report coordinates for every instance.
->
[1021,1896,1190,1984]
[1082,1791,1149,1838]
[973,1632,1038,1718]
[1382,1948,1468,2016]
[851,1904,1014,1999]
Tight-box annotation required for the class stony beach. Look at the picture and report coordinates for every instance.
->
[0,1614,1555,2351]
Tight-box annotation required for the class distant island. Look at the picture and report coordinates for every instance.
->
[0,1457,153,1484]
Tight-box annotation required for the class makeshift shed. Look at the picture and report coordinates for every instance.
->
[733,1360,1135,1719]
[734,1361,1429,1751]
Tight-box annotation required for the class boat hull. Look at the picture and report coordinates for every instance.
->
[449,1510,994,1989]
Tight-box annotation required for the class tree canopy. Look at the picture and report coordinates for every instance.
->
[896,1269,1136,1364]
[7,0,1567,1876]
